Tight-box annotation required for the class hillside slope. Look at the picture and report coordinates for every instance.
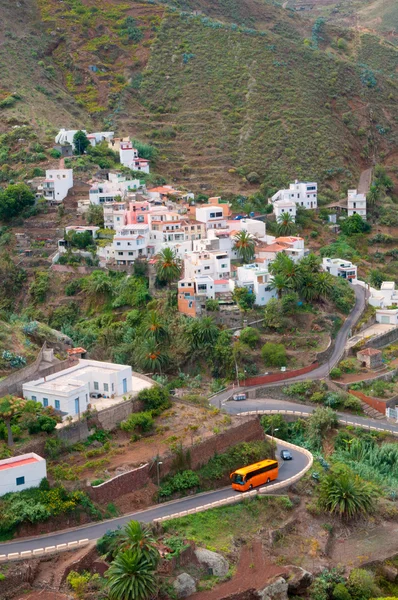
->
[1,0,397,193]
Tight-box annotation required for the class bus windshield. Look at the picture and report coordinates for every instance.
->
[232,473,245,485]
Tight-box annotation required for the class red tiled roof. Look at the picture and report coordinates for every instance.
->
[214,279,229,284]
[357,348,382,356]
[67,347,86,355]
[0,457,38,471]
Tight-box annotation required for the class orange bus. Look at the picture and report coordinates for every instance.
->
[230,459,278,492]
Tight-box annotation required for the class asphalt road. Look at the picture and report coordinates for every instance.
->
[0,440,307,555]
[224,398,398,435]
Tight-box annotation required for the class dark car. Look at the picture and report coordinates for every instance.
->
[280,450,293,460]
[90,392,102,399]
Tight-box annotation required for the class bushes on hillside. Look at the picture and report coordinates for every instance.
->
[120,411,154,434]
[137,387,171,414]
[239,327,260,348]
[261,342,287,367]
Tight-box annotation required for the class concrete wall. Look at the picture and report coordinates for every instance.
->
[366,327,398,349]
[334,367,398,391]
[0,347,77,398]
[88,417,264,503]
[241,364,318,387]
[349,390,396,414]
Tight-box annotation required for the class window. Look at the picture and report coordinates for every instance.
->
[204,266,210,270]
[16,476,25,486]
[128,252,134,256]
[86,394,88,403]
[31,396,37,401]
[104,383,109,392]
[118,252,123,256]
[94,381,99,390]
[117,242,121,246]
[54,400,60,410]
[112,383,114,392]
[210,212,216,218]
[221,264,227,268]
[43,398,48,407]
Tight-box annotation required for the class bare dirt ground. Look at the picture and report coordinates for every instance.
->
[191,539,286,600]
[331,522,398,566]
[14,593,70,600]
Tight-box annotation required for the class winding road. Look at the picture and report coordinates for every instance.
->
[1,282,395,559]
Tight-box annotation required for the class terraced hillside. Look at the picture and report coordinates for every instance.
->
[1,0,398,193]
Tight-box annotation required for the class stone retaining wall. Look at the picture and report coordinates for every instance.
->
[366,327,398,349]
[241,364,319,387]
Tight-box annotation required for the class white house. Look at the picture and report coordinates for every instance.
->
[225,218,266,238]
[184,251,231,280]
[119,141,150,173]
[41,169,73,203]
[113,225,150,265]
[196,205,227,229]
[270,180,317,210]
[347,189,367,219]
[0,453,47,496]
[322,257,357,280]
[86,131,114,147]
[369,281,398,309]
[231,263,276,306]
[375,308,398,326]
[89,178,141,205]
[23,359,133,419]
[273,199,297,222]
[55,129,86,146]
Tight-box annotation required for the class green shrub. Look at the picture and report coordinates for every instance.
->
[283,380,314,397]
[339,359,358,373]
[239,327,260,348]
[137,386,171,414]
[343,396,362,412]
[310,392,326,404]
[347,569,378,600]
[120,411,154,433]
[330,367,342,379]
[333,583,352,600]
[159,470,200,498]
[261,342,287,367]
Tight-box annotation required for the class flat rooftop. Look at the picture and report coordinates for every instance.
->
[0,454,41,471]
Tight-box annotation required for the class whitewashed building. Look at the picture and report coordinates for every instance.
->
[113,224,150,265]
[184,251,231,280]
[89,178,141,205]
[0,453,47,496]
[322,257,357,281]
[231,263,276,306]
[369,281,398,309]
[41,169,73,203]
[23,359,133,419]
[196,205,228,229]
[273,199,297,222]
[55,129,114,147]
[270,180,317,210]
[347,189,367,219]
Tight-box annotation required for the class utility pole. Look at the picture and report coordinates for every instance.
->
[156,459,163,488]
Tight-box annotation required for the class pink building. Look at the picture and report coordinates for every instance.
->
[124,201,151,225]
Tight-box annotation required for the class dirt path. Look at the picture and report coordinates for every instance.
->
[332,522,398,566]
[190,539,285,600]
[358,167,373,194]
[32,544,95,591]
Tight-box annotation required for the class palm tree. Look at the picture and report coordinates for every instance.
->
[269,273,290,299]
[299,272,318,302]
[299,253,321,274]
[106,549,157,600]
[313,272,334,300]
[276,212,297,236]
[0,396,26,446]
[83,270,114,300]
[120,521,159,568]
[143,311,169,344]
[270,254,302,291]
[135,338,169,373]
[155,248,181,285]
[233,230,255,264]
[186,316,219,350]
[319,472,376,520]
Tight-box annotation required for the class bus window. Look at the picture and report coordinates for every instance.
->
[231,459,278,492]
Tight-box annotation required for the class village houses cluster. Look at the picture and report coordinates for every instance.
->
[28,128,369,320]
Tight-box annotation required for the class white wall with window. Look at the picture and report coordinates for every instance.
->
[23,360,132,420]
[0,453,47,496]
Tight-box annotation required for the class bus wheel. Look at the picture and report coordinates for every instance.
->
[249,484,253,490]
[267,478,270,483]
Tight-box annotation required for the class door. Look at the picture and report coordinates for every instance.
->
[122,378,127,394]
[380,316,390,324]
[74,398,80,415]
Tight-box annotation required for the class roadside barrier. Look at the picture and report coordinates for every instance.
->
[2,409,394,562]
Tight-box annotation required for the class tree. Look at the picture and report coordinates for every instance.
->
[233,231,255,264]
[263,298,286,330]
[0,252,26,309]
[299,253,321,273]
[0,396,26,446]
[269,273,290,299]
[347,569,379,600]
[155,248,181,285]
[307,407,338,448]
[120,521,159,567]
[86,204,104,227]
[83,271,115,300]
[137,386,170,413]
[239,327,260,348]
[135,338,170,373]
[369,269,383,289]
[186,316,219,350]
[106,549,157,600]
[276,212,297,236]
[232,286,256,310]
[143,310,169,344]
[261,342,287,367]
[313,272,334,300]
[340,214,371,236]
[0,183,35,221]
[67,230,94,250]
[260,414,289,440]
[73,130,90,155]
[319,472,376,520]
